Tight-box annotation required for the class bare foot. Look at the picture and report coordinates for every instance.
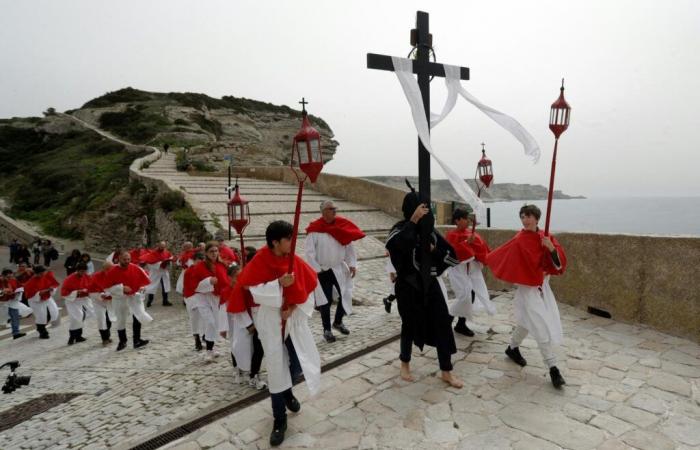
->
[400,361,414,382]
[441,371,463,389]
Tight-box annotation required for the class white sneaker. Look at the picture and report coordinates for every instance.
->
[249,374,268,390]
[212,349,221,358]
[233,368,243,384]
[204,350,216,362]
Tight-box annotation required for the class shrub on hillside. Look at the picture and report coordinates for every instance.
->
[156,191,186,212]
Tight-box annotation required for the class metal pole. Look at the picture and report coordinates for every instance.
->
[288,180,305,273]
[239,234,246,268]
[544,138,559,236]
[487,208,491,228]
[228,165,232,240]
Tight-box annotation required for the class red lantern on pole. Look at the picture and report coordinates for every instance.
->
[544,79,571,236]
[288,98,324,272]
[227,179,250,266]
[472,143,494,233]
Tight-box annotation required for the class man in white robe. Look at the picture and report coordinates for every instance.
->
[304,200,364,342]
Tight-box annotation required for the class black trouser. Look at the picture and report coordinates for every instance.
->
[317,269,345,330]
[399,320,454,372]
[251,330,264,377]
[270,337,302,420]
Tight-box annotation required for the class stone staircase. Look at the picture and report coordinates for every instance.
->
[142,153,397,260]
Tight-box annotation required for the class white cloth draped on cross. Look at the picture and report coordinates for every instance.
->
[391,56,540,222]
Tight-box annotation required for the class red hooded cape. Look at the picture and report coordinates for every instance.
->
[140,248,173,265]
[1,278,19,301]
[89,270,111,297]
[227,246,318,313]
[24,272,60,300]
[178,249,196,267]
[104,263,151,293]
[218,243,239,265]
[445,228,491,264]
[486,229,567,287]
[183,260,230,300]
[61,272,91,298]
[305,216,366,246]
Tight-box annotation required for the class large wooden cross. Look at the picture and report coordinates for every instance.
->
[367,11,470,295]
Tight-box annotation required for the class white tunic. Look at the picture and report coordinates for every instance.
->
[304,232,356,314]
[446,260,496,319]
[28,290,61,326]
[0,288,33,325]
[251,281,321,395]
[145,262,171,294]
[513,276,562,345]
[192,277,220,342]
[63,289,96,329]
[226,310,255,372]
[89,292,116,329]
[105,284,153,324]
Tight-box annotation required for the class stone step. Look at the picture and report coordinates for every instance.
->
[203,201,380,215]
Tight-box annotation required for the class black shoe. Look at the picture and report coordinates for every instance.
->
[284,394,301,413]
[269,417,287,447]
[99,329,112,345]
[116,329,127,351]
[146,294,154,308]
[12,333,26,339]
[37,324,49,339]
[68,329,76,345]
[550,366,566,389]
[75,329,87,343]
[332,322,350,335]
[323,330,336,343]
[383,296,392,313]
[134,339,149,349]
[162,301,173,307]
[194,335,203,351]
[505,346,527,367]
[454,322,475,337]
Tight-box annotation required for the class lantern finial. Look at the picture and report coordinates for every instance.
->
[299,97,308,115]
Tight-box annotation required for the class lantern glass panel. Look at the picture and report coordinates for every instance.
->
[310,138,320,163]
[298,141,310,164]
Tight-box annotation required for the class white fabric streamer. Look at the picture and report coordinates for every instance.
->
[392,57,487,221]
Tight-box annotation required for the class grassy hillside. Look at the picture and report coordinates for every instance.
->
[0,116,146,238]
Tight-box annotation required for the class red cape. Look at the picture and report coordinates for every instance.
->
[445,228,490,264]
[14,270,33,286]
[218,243,239,265]
[227,246,318,313]
[1,278,19,301]
[486,229,567,287]
[178,249,196,267]
[89,270,110,294]
[24,272,60,300]
[183,260,230,299]
[104,263,151,293]
[140,248,173,265]
[61,272,91,297]
[305,216,366,246]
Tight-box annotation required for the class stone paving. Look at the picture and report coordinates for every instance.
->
[164,292,700,450]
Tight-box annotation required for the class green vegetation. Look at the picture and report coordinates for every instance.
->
[172,207,208,239]
[82,87,153,108]
[0,122,146,238]
[156,190,186,212]
[190,113,223,138]
[98,106,171,144]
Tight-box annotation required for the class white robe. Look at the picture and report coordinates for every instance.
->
[105,284,153,324]
[251,281,321,395]
[0,289,33,325]
[184,294,203,336]
[175,258,195,295]
[28,290,61,326]
[145,262,171,294]
[192,277,220,342]
[446,260,496,319]
[89,292,116,330]
[226,310,255,372]
[304,232,356,314]
[63,289,96,330]
[513,276,563,345]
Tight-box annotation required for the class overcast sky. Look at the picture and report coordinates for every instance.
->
[2,0,699,197]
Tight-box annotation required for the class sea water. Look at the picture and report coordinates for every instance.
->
[484,197,700,237]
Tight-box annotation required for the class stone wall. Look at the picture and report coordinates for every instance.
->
[437,226,700,343]
[0,209,38,245]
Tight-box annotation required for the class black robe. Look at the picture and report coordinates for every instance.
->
[386,219,459,353]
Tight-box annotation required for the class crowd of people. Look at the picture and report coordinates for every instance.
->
[1,190,568,447]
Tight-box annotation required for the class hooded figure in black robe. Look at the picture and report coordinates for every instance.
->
[385,186,460,372]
